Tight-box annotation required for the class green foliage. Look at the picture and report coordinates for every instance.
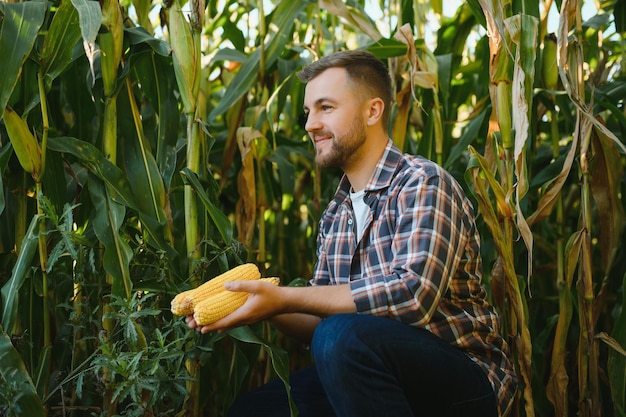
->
[0,331,45,417]
[90,293,194,416]
[0,0,625,416]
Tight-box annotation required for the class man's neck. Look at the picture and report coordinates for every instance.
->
[344,135,388,192]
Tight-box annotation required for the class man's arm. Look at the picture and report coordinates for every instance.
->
[187,280,355,335]
[269,313,322,344]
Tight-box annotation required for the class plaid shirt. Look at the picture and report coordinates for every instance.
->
[310,140,517,415]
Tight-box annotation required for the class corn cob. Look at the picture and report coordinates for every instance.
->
[170,263,260,316]
[193,277,280,326]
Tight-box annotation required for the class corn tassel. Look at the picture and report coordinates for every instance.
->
[170,263,261,315]
[193,277,280,326]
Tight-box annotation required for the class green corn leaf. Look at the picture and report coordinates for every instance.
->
[33,345,51,399]
[40,0,82,83]
[445,109,487,170]
[180,168,233,245]
[2,106,42,179]
[0,331,45,417]
[70,0,102,82]
[1,214,42,333]
[365,38,408,59]
[0,1,46,117]
[208,0,315,122]
[47,136,180,270]
[129,49,180,189]
[125,26,171,56]
[131,0,152,31]
[47,136,136,208]
[0,144,10,215]
[227,326,296,417]
[122,107,169,227]
[71,0,101,42]
[89,174,133,298]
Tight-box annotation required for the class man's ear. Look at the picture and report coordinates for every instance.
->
[366,98,385,126]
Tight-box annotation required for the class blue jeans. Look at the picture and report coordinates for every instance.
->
[227,314,497,417]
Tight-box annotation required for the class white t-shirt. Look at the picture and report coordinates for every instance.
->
[349,188,369,242]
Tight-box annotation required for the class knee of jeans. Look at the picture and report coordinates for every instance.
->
[311,314,358,366]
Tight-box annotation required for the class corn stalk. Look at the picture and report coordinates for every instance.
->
[168,0,203,414]
[470,1,539,415]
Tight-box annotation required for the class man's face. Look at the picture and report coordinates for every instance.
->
[303,67,368,170]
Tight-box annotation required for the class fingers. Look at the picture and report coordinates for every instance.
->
[185,279,277,334]
[186,315,199,329]
[223,279,255,292]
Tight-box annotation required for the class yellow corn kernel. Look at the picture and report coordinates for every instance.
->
[193,290,249,326]
[170,263,260,316]
[192,276,281,326]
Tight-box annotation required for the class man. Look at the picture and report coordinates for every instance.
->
[187,50,518,417]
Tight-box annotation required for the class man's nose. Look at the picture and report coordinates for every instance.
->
[305,112,321,133]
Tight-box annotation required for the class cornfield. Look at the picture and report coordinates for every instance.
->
[0,0,625,416]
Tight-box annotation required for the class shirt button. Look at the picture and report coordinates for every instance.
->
[347,219,353,225]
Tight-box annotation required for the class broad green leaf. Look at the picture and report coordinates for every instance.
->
[0,143,11,215]
[40,0,82,83]
[208,0,315,122]
[70,0,101,42]
[0,1,46,118]
[89,175,133,298]
[269,145,310,197]
[47,136,136,208]
[1,214,42,333]
[70,0,102,81]
[131,0,152,32]
[465,0,487,28]
[122,106,168,226]
[0,331,45,417]
[129,49,179,188]
[615,0,626,33]
[125,26,171,56]
[436,53,453,116]
[210,47,247,64]
[2,106,42,179]
[227,326,296,417]
[444,108,487,170]
[33,345,51,399]
[365,38,408,59]
[46,136,180,267]
[180,168,233,245]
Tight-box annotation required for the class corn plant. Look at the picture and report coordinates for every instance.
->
[1,0,625,416]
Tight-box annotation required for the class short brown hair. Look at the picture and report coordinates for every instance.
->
[297,50,392,129]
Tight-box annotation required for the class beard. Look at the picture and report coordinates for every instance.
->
[314,115,367,169]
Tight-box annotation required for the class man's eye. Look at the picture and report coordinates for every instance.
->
[321,105,333,111]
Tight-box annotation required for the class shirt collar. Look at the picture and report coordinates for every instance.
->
[337,139,402,195]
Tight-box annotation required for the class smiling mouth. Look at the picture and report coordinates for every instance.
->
[312,133,332,144]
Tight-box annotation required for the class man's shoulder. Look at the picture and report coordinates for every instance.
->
[395,152,446,182]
